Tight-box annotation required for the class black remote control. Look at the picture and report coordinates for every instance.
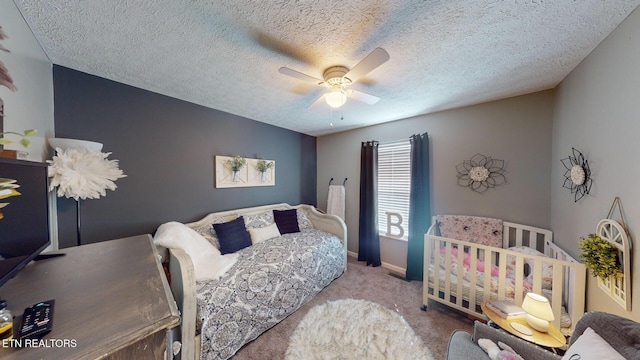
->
[19,300,55,340]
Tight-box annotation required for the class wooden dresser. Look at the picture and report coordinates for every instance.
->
[0,234,180,359]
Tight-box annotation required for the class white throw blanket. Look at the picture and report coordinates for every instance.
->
[327,185,345,220]
[153,221,238,281]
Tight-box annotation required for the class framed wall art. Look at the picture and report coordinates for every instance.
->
[215,155,275,188]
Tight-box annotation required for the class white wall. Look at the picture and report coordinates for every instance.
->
[0,1,54,161]
[551,6,640,320]
[0,1,56,250]
[317,90,554,272]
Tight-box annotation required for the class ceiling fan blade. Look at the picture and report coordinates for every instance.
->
[279,67,323,85]
[253,31,314,65]
[346,89,380,105]
[344,47,390,83]
[306,93,327,109]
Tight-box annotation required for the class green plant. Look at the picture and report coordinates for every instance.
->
[0,129,36,148]
[225,155,246,172]
[256,158,274,173]
[579,233,623,281]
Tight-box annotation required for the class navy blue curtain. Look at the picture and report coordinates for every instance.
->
[358,141,381,267]
[406,133,431,281]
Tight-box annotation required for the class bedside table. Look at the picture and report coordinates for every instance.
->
[481,301,566,348]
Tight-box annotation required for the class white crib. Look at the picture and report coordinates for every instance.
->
[422,217,586,335]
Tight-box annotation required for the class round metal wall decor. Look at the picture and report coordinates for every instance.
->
[456,153,506,194]
[561,148,592,202]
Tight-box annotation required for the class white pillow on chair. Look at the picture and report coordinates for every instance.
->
[561,327,624,360]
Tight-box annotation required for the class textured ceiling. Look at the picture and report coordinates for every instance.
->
[14,1,640,136]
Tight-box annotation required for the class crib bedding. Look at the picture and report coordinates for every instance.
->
[436,246,531,295]
[425,216,586,336]
[427,267,572,333]
[436,245,559,294]
[428,256,573,332]
[195,229,344,360]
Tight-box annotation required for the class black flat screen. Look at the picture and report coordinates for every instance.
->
[0,158,50,288]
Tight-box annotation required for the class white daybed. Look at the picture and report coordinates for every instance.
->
[156,203,347,360]
[423,215,586,335]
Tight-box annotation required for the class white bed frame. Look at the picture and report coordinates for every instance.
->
[423,219,586,334]
[159,203,347,360]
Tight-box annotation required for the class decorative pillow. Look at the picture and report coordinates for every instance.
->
[296,208,314,230]
[508,246,553,289]
[274,209,300,234]
[192,215,235,249]
[248,223,281,244]
[505,246,537,276]
[562,327,624,360]
[244,211,274,229]
[153,221,238,281]
[213,216,252,254]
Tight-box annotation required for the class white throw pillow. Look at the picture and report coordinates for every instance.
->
[249,223,281,244]
[561,327,625,360]
[154,221,238,281]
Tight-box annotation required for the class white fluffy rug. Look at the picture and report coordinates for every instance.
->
[285,299,433,360]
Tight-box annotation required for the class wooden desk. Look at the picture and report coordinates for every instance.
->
[481,301,566,348]
[0,235,180,359]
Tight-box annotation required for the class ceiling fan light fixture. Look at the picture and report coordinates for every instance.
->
[326,89,347,108]
[279,48,389,109]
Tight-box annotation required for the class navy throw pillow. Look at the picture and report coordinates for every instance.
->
[213,216,252,254]
[273,209,300,234]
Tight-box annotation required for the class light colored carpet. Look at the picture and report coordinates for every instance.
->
[232,256,474,359]
[285,299,433,360]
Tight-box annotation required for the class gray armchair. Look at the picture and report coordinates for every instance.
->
[447,321,562,360]
[446,312,640,360]
[570,312,640,359]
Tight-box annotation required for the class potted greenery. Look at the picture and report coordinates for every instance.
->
[255,158,274,182]
[0,129,36,148]
[579,233,623,281]
[226,155,246,182]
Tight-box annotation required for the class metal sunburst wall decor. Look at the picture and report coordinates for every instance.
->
[561,147,592,202]
[456,153,506,194]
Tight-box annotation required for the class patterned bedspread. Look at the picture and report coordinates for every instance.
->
[195,229,345,360]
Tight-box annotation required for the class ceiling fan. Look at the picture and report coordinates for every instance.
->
[278,47,390,109]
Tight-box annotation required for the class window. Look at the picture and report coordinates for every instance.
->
[377,140,411,240]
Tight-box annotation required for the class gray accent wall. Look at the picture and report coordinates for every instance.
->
[551,6,640,320]
[317,91,554,272]
[53,66,316,248]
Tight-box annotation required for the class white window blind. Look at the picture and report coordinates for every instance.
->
[377,140,411,240]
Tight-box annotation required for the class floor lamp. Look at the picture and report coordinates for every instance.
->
[75,199,81,246]
[47,138,126,247]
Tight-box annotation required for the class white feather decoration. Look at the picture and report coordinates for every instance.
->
[47,147,127,200]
